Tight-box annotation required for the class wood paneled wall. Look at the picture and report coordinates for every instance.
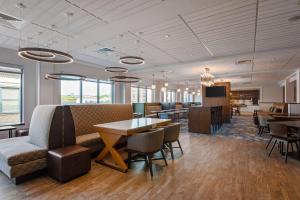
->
[201,82,231,123]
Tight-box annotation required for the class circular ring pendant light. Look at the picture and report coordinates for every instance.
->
[120,56,144,65]
[18,47,74,64]
[45,73,86,80]
[105,67,128,73]
[109,75,141,83]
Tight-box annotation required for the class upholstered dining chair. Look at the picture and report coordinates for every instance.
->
[161,123,183,160]
[258,115,271,136]
[267,124,300,162]
[126,128,167,177]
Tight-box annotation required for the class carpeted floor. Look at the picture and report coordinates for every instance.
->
[215,115,270,142]
[181,115,270,142]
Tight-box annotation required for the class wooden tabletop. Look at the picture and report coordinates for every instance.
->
[94,118,171,136]
[0,126,16,131]
[271,115,300,119]
[268,120,300,128]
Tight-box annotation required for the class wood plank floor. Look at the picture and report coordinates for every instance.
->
[1,123,300,199]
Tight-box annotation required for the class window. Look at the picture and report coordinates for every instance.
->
[171,91,176,102]
[99,82,113,104]
[167,91,171,102]
[146,88,152,103]
[82,80,97,104]
[131,87,154,103]
[61,80,113,104]
[131,87,138,103]
[183,91,189,102]
[61,80,81,104]
[0,67,23,125]
[139,88,146,103]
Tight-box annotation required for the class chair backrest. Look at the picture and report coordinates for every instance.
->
[127,128,164,153]
[28,105,57,149]
[269,123,288,137]
[258,115,270,127]
[164,123,180,142]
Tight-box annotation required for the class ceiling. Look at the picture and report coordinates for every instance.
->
[0,0,300,87]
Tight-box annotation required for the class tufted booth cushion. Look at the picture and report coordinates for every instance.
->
[69,104,133,136]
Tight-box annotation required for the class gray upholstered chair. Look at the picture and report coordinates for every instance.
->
[127,128,167,177]
[267,124,300,162]
[258,115,270,136]
[162,123,183,160]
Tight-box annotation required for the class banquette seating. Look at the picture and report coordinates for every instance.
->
[0,104,134,184]
[65,104,133,154]
[0,105,73,184]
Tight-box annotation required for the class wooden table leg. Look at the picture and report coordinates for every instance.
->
[95,132,128,172]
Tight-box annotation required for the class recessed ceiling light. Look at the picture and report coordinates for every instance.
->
[64,12,74,17]
[16,2,26,9]
[165,34,170,38]
[288,15,300,22]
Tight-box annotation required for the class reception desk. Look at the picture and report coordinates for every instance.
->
[188,106,222,134]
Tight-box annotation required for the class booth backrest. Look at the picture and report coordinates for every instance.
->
[68,104,133,136]
[273,103,287,113]
[28,105,57,149]
[145,105,161,115]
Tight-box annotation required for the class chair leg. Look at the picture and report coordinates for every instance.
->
[169,142,174,160]
[296,142,300,160]
[128,152,132,169]
[144,155,149,166]
[266,136,273,149]
[260,127,264,136]
[269,140,277,157]
[291,143,294,152]
[177,140,183,154]
[147,155,153,177]
[161,149,168,166]
[257,127,262,135]
[285,142,289,163]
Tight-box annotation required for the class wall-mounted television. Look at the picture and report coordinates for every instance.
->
[206,86,226,97]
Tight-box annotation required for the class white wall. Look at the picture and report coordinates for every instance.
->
[232,84,283,103]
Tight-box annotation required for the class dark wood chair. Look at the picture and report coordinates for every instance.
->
[267,124,300,163]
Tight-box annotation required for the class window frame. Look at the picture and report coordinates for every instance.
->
[0,65,24,126]
[60,79,114,105]
[131,86,154,103]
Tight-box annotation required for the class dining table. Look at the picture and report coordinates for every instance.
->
[94,118,171,172]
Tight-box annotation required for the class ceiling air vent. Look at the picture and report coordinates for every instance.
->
[235,59,253,65]
[240,75,251,79]
[97,48,115,55]
[0,12,22,29]
[243,82,252,85]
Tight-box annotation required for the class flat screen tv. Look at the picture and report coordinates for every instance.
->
[206,86,226,97]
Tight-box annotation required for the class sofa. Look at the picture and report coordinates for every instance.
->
[65,104,133,154]
[0,105,72,184]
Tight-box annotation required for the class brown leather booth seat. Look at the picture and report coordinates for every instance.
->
[66,104,133,154]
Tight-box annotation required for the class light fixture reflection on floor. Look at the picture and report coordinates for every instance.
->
[120,56,144,65]
[45,73,86,80]
[18,47,74,64]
